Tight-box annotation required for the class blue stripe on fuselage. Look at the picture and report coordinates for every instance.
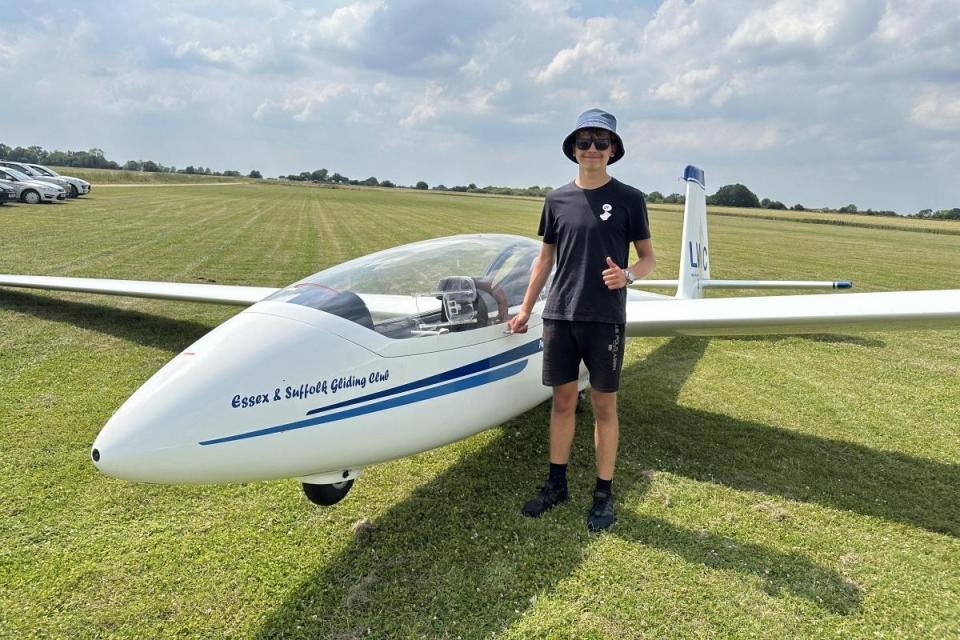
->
[199,359,528,446]
[305,338,543,416]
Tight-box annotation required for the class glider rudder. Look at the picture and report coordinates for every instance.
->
[676,165,709,299]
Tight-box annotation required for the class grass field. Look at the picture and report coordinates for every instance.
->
[1,183,959,639]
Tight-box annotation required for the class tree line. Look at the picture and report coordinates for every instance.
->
[3,142,954,218]
[0,143,262,179]
[648,182,959,219]
[282,168,551,197]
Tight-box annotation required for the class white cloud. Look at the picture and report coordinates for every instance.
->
[624,118,783,154]
[400,83,445,127]
[168,39,266,70]
[533,17,623,83]
[640,0,704,53]
[292,1,386,49]
[650,66,720,106]
[728,1,847,50]
[910,89,960,131]
[253,83,352,123]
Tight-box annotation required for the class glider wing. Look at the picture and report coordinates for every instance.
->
[0,274,277,305]
[625,289,960,337]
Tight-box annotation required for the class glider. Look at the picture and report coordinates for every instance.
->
[2,166,958,506]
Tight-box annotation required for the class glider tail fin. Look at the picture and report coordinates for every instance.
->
[676,165,710,300]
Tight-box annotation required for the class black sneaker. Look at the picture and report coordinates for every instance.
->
[521,481,568,518]
[587,490,615,532]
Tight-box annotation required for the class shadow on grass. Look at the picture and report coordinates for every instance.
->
[622,337,959,538]
[612,515,862,615]
[0,289,214,352]
[717,334,885,348]
[255,337,864,639]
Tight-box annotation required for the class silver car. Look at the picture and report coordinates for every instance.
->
[0,167,67,203]
[0,160,73,195]
[26,163,92,198]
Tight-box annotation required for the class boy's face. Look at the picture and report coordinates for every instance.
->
[574,128,616,168]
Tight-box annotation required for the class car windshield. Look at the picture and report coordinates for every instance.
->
[267,234,546,339]
[29,165,56,176]
[1,168,31,181]
[3,164,35,176]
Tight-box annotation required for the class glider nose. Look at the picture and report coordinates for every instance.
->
[89,415,159,482]
[89,308,291,483]
[89,302,378,484]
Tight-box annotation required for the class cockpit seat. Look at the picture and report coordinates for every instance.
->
[325,290,375,329]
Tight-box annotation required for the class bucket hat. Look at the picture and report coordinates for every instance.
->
[562,108,625,165]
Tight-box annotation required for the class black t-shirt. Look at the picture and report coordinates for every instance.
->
[538,178,650,324]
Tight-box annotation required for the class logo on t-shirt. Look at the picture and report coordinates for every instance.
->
[600,203,613,221]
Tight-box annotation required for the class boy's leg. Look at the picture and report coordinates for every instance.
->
[577,322,624,531]
[590,389,619,480]
[550,381,580,464]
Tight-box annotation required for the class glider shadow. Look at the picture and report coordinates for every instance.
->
[0,289,215,352]
[255,337,865,638]
[716,334,886,347]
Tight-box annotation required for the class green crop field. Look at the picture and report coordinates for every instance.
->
[1,183,958,639]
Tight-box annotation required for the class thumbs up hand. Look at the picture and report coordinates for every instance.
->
[602,256,628,290]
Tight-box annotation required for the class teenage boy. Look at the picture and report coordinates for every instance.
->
[507,108,655,532]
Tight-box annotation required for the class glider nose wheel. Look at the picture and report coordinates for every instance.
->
[302,479,355,506]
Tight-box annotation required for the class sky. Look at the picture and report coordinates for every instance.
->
[2,0,959,213]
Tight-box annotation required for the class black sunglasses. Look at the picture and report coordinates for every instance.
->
[574,135,612,151]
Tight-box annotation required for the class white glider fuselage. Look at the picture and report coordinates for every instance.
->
[92,235,557,485]
[93,301,550,484]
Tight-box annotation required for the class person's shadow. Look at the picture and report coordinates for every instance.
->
[250,336,918,639]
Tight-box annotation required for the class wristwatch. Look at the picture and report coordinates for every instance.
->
[623,268,635,286]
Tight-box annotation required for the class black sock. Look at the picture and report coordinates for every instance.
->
[596,478,612,495]
[549,463,567,487]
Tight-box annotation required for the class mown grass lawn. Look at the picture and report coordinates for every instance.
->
[1,183,958,639]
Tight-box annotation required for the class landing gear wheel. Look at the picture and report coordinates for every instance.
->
[302,479,354,506]
[576,390,587,413]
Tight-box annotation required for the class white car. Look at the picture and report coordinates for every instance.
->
[0,168,66,203]
[25,163,92,198]
[0,161,74,196]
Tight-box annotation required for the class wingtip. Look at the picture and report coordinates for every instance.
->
[835,281,853,289]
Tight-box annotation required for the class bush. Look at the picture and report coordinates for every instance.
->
[710,184,760,208]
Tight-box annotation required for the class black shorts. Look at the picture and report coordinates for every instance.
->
[542,319,625,393]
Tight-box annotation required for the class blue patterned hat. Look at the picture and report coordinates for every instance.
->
[562,108,625,165]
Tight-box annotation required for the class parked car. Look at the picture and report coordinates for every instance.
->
[0,160,73,195]
[0,168,66,203]
[25,163,92,197]
[0,183,15,205]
